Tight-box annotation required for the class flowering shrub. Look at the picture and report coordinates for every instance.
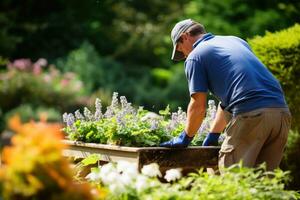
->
[0,116,104,200]
[63,92,221,147]
[4,58,84,95]
[0,58,88,131]
[84,159,300,200]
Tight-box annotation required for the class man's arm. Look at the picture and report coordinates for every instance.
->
[202,103,227,146]
[209,103,227,133]
[159,92,207,148]
[185,92,207,137]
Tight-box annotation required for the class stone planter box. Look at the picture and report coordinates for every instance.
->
[62,140,220,174]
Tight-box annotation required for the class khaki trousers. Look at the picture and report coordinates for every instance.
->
[219,107,291,171]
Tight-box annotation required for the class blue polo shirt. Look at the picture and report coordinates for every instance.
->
[184,33,287,115]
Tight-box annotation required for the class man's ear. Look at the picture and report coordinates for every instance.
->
[182,32,189,41]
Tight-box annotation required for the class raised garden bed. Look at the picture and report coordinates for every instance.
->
[62,140,220,173]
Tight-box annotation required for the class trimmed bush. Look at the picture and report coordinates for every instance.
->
[281,130,300,190]
[248,24,300,130]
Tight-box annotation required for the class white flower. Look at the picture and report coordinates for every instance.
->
[141,163,162,177]
[117,160,131,172]
[125,165,138,177]
[62,112,68,123]
[141,112,160,121]
[120,173,134,185]
[100,163,115,175]
[100,163,118,184]
[85,170,101,181]
[135,175,149,192]
[102,171,119,185]
[164,168,182,182]
[117,160,138,177]
[109,182,126,194]
[35,58,47,67]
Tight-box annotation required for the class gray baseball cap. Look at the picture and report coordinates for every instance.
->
[171,19,195,61]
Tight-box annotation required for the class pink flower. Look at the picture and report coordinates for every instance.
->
[11,59,32,70]
[33,64,42,75]
[60,79,69,86]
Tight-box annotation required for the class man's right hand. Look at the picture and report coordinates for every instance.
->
[160,130,194,148]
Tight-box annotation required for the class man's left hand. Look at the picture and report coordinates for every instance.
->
[202,132,220,146]
[159,130,194,148]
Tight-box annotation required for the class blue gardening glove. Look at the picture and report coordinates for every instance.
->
[160,131,194,148]
[202,132,220,146]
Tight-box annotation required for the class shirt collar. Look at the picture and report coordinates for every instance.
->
[193,33,215,48]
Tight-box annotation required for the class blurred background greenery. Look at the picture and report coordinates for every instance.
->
[0,0,300,189]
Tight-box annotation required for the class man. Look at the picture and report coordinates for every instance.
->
[160,19,291,170]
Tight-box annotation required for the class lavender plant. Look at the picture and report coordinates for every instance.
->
[62,92,220,147]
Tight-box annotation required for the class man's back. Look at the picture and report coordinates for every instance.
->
[185,33,287,115]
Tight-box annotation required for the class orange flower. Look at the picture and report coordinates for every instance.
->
[0,115,104,200]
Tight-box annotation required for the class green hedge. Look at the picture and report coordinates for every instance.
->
[248,24,300,130]
[281,130,300,190]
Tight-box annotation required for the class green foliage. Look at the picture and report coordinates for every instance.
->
[169,164,300,200]
[56,41,173,111]
[136,63,189,111]
[81,154,101,167]
[4,104,61,124]
[67,115,173,147]
[281,130,300,190]
[1,0,299,66]
[151,68,172,86]
[184,0,300,38]
[248,24,300,130]
[88,162,300,200]
[56,41,125,93]
[0,0,187,67]
[159,105,171,119]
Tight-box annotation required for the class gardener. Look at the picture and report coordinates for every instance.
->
[160,19,291,170]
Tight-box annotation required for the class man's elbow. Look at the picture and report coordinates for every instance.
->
[190,92,207,115]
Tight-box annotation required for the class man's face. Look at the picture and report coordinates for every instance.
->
[176,32,194,59]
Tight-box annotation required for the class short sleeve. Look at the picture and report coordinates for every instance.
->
[184,59,208,96]
[234,36,252,52]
